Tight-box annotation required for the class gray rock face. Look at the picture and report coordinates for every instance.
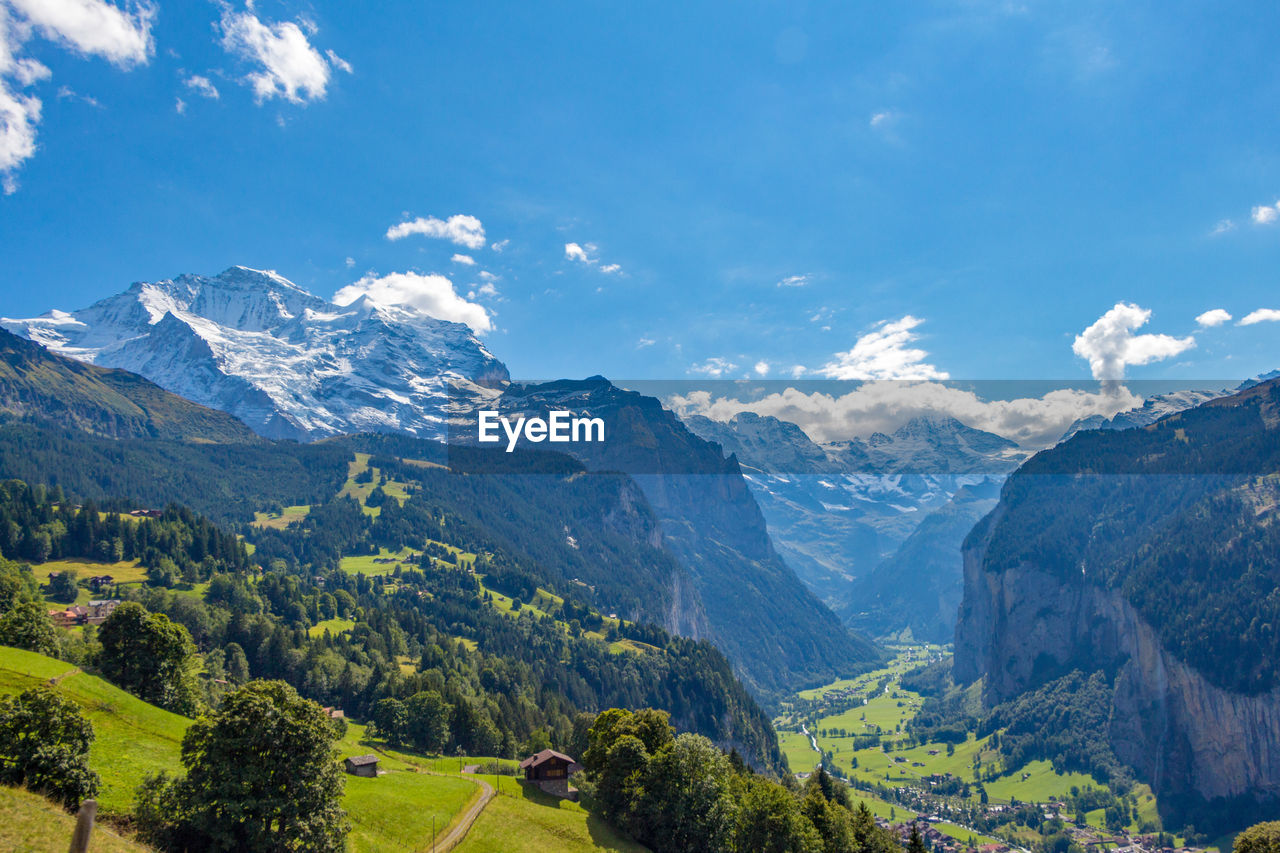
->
[955,508,1280,801]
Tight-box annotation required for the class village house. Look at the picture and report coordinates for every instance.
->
[88,575,115,591]
[48,605,88,627]
[518,749,583,800]
[343,755,379,777]
[86,599,121,624]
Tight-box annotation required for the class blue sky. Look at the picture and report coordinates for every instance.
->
[2,0,1280,383]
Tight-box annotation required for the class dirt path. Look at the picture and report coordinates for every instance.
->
[429,773,494,852]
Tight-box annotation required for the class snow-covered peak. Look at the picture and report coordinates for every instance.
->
[3,267,510,441]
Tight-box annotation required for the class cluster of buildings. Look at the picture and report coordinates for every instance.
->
[47,598,121,627]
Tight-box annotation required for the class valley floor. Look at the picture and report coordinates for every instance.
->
[775,646,1222,852]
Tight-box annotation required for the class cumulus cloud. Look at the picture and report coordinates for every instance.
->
[1195,308,1232,328]
[386,214,486,249]
[565,241,622,274]
[777,274,810,287]
[219,6,342,104]
[1071,303,1194,380]
[7,0,154,67]
[184,74,219,99]
[820,316,949,381]
[1253,203,1280,225]
[669,381,1143,449]
[333,271,492,334]
[1240,308,1280,326]
[688,357,739,378]
[474,281,498,299]
[451,253,475,266]
[0,0,153,191]
[754,360,770,376]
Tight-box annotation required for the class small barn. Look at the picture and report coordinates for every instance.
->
[518,749,583,799]
[343,755,379,778]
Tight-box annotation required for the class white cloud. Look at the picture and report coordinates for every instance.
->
[777,274,810,287]
[869,110,899,128]
[1195,308,1232,328]
[565,241,623,274]
[386,214,486,249]
[324,49,352,74]
[754,360,770,376]
[790,365,807,378]
[1240,308,1280,326]
[7,0,154,67]
[670,381,1144,449]
[0,0,153,191]
[173,96,185,114]
[475,282,499,299]
[688,357,739,378]
[219,7,338,104]
[1211,219,1235,236]
[491,239,509,252]
[451,253,476,266]
[1072,303,1194,380]
[184,74,219,99]
[344,256,355,268]
[333,271,492,334]
[637,337,656,348]
[821,316,949,381]
[1252,203,1280,225]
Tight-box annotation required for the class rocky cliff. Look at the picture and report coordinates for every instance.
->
[955,376,1280,805]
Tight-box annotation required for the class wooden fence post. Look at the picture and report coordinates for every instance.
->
[68,798,97,853]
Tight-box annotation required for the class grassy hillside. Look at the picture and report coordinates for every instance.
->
[0,646,648,852]
[0,785,151,852]
[457,784,648,853]
[0,646,186,812]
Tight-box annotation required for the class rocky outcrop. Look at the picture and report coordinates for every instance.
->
[956,507,1280,801]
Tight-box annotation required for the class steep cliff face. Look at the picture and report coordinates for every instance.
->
[955,376,1280,804]
[487,378,882,698]
[956,541,1280,800]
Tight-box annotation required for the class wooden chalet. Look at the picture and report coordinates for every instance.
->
[518,749,583,799]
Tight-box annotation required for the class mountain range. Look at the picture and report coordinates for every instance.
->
[3,266,508,441]
[1,269,879,699]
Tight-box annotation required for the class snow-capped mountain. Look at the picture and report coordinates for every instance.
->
[1058,387,1229,442]
[3,266,509,441]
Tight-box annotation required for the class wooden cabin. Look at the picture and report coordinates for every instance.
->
[343,755,379,777]
[518,749,583,799]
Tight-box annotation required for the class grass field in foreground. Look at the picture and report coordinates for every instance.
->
[0,785,151,852]
[0,646,187,813]
[344,768,478,853]
[456,782,648,853]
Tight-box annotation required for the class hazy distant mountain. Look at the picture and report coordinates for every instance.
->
[682,411,1026,612]
[1059,388,1229,442]
[4,266,509,441]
